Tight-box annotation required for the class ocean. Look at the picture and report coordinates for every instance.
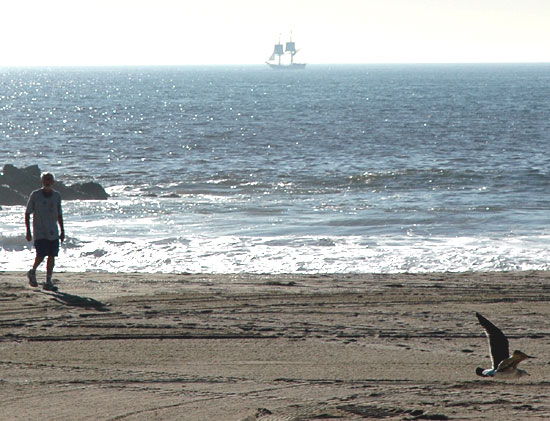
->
[1,64,550,274]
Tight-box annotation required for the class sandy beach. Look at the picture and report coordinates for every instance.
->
[1,270,549,420]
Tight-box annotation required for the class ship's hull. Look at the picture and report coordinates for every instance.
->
[266,62,306,70]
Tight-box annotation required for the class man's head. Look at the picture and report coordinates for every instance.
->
[41,172,55,191]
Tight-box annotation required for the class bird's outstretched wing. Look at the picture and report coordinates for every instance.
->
[476,312,510,370]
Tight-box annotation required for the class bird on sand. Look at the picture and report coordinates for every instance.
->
[475,312,534,378]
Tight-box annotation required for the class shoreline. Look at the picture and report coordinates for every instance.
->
[1,270,549,420]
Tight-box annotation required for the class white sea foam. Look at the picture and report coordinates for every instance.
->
[3,228,550,274]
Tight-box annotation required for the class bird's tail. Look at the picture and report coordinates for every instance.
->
[476,367,487,377]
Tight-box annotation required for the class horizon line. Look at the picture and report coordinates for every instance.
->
[1,61,550,69]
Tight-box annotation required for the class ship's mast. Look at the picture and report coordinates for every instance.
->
[270,35,284,65]
[285,33,298,65]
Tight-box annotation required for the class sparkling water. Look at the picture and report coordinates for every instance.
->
[2,64,550,273]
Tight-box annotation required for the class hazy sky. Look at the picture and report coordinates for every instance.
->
[4,0,550,66]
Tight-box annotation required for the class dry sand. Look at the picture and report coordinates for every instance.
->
[1,270,549,420]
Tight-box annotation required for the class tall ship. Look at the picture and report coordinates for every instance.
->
[266,35,306,70]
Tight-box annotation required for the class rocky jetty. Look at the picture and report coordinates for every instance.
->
[0,164,109,206]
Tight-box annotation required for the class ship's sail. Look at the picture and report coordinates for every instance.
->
[273,44,284,55]
[285,42,296,53]
[269,43,284,61]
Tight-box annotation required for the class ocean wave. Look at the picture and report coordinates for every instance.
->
[78,165,550,206]
[0,235,32,252]
[2,233,550,274]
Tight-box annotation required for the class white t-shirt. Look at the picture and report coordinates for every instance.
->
[26,189,63,241]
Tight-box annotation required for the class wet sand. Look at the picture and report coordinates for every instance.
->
[1,271,549,420]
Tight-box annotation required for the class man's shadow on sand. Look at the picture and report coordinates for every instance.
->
[41,288,110,312]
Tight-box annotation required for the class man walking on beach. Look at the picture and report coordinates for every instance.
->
[25,172,65,291]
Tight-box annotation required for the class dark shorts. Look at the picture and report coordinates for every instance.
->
[34,239,60,258]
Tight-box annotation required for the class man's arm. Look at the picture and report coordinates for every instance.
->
[58,215,65,243]
[25,213,32,241]
[25,192,34,242]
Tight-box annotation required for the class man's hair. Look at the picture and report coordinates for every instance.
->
[41,172,55,181]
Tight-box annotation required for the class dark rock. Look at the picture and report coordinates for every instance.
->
[54,181,109,201]
[73,182,109,200]
[0,164,109,206]
[3,163,41,179]
[0,185,27,206]
[0,164,42,197]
